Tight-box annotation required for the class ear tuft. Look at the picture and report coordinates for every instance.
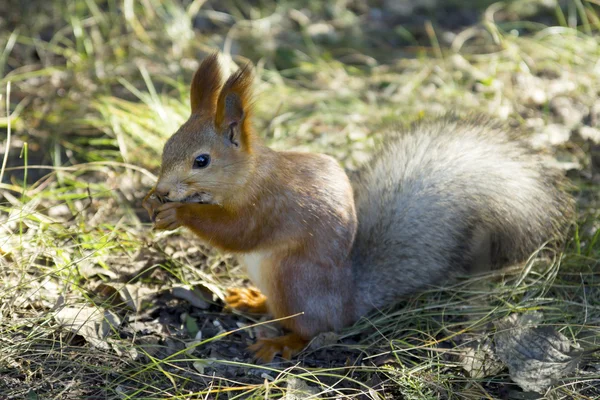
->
[190,52,223,115]
[215,63,254,146]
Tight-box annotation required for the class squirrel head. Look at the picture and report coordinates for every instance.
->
[154,53,257,205]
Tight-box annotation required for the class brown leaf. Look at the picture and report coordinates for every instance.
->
[494,312,583,393]
[54,305,121,350]
[458,337,504,379]
[284,377,320,400]
[118,284,158,312]
[172,285,210,309]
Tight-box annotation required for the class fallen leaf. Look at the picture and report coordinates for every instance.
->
[79,261,118,280]
[284,377,320,400]
[172,285,210,309]
[136,336,163,358]
[192,359,215,374]
[184,314,200,338]
[185,331,204,356]
[95,283,157,312]
[458,338,504,379]
[494,312,583,393]
[0,248,14,262]
[118,284,157,312]
[54,305,121,350]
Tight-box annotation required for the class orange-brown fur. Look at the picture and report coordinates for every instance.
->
[144,53,574,363]
[224,287,268,314]
[215,64,255,149]
[143,53,358,361]
[190,53,222,114]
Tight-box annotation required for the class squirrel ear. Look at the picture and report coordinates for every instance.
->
[190,52,223,115]
[215,63,254,148]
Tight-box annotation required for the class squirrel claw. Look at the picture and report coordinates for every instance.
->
[142,190,164,222]
[248,333,308,363]
[224,287,268,314]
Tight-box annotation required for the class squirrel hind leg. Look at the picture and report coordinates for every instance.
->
[224,287,268,314]
[249,333,308,363]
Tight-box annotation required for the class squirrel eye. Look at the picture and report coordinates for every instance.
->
[193,154,211,169]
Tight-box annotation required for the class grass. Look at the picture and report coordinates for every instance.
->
[1,0,599,398]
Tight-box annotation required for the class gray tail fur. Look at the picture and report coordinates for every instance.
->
[350,116,574,315]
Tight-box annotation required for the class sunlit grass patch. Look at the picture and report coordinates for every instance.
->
[1,0,599,398]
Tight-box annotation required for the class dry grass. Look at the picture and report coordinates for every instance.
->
[0,0,599,398]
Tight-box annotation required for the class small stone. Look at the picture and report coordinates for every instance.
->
[589,101,600,126]
[48,204,71,218]
[515,74,547,106]
[579,126,600,144]
[525,118,545,129]
[172,251,186,259]
[530,124,571,148]
[550,97,587,128]
[187,247,200,255]
[547,78,577,97]
[527,88,547,105]
[306,23,338,42]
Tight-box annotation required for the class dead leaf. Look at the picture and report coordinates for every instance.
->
[184,314,200,338]
[192,358,216,374]
[78,261,118,280]
[54,305,121,350]
[172,285,210,309]
[185,331,204,356]
[284,377,320,400]
[113,247,167,282]
[118,284,157,312]
[458,338,504,379]
[95,283,157,312]
[494,312,583,393]
[135,336,163,358]
[0,248,14,262]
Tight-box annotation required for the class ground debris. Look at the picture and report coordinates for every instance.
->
[493,312,584,393]
[457,336,504,379]
[54,305,121,350]
[284,377,321,400]
[172,285,211,309]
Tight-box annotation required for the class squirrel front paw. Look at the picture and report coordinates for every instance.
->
[142,190,164,221]
[154,202,183,230]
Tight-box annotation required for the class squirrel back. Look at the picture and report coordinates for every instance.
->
[350,116,574,314]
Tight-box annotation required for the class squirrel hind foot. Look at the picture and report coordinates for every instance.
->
[224,287,268,314]
[248,333,308,363]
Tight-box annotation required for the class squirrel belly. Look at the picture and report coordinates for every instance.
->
[228,150,360,338]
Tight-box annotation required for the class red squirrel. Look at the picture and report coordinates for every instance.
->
[143,53,574,362]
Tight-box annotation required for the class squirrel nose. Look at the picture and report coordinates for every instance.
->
[154,183,170,199]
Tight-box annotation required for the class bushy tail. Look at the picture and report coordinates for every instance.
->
[350,116,574,315]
